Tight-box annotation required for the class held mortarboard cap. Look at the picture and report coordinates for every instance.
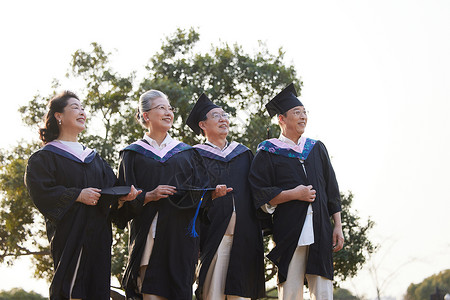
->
[265,83,303,117]
[186,93,219,135]
[100,186,131,196]
[97,186,132,216]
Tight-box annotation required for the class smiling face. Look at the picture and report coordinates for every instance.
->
[54,97,86,137]
[199,107,230,140]
[278,105,308,140]
[142,97,174,133]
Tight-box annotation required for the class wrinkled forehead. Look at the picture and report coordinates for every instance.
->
[207,107,225,115]
[288,105,305,112]
[152,97,170,106]
[66,97,82,106]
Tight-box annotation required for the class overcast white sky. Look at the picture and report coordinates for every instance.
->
[1,1,449,299]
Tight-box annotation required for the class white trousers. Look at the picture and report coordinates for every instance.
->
[203,234,249,300]
[278,246,333,300]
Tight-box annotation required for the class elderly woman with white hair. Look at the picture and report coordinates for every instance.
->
[114,90,230,300]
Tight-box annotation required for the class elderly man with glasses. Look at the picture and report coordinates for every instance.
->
[187,94,266,300]
[249,83,344,300]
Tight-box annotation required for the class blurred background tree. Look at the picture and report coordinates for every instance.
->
[0,28,375,295]
[405,269,450,300]
[333,287,361,300]
[0,288,46,300]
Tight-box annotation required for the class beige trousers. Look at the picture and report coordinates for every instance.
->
[278,246,333,300]
[203,213,249,300]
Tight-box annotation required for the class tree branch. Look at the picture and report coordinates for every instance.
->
[0,249,50,259]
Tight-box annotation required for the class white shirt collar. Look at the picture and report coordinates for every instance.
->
[143,133,173,150]
[56,140,84,156]
[278,134,301,147]
[205,140,229,151]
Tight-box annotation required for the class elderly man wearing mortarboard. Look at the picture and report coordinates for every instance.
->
[248,83,344,300]
[186,94,266,300]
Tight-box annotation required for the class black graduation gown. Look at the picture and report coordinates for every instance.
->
[24,142,117,300]
[114,139,211,300]
[194,142,265,300]
[248,138,341,283]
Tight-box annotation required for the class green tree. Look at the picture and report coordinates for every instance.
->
[69,42,135,166]
[141,27,298,150]
[0,143,48,267]
[0,28,375,293]
[405,269,450,300]
[0,288,46,300]
[334,287,360,300]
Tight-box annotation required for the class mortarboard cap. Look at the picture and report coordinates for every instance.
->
[97,186,132,215]
[100,186,131,196]
[265,83,303,117]
[186,93,219,135]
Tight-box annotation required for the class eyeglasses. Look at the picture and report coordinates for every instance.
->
[291,109,308,117]
[210,112,230,120]
[147,105,177,113]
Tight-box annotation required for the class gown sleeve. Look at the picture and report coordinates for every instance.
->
[112,150,147,229]
[25,151,81,223]
[318,141,341,216]
[248,150,283,210]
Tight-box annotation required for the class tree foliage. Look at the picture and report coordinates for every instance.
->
[141,27,299,150]
[0,288,46,300]
[0,28,375,290]
[334,287,361,300]
[0,143,45,264]
[69,42,135,165]
[405,269,450,300]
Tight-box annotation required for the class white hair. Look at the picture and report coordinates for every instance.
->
[136,89,168,126]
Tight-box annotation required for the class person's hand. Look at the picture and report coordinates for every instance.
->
[117,185,142,208]
[332,224,344,252]
[118,185,142,202]
[144,185,177,204]
[76,187,101,206]
[293,185,316,202]
[212,184,233,200]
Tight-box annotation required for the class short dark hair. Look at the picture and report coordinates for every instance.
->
[199,114,208,136]
[39,91,79,144]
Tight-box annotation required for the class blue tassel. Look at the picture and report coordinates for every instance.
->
[187,189,207,238]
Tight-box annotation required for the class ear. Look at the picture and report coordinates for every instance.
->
[142,111,149,122]
[198,120,207,131]
[278,114,285,126]
[54,112,62,122]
